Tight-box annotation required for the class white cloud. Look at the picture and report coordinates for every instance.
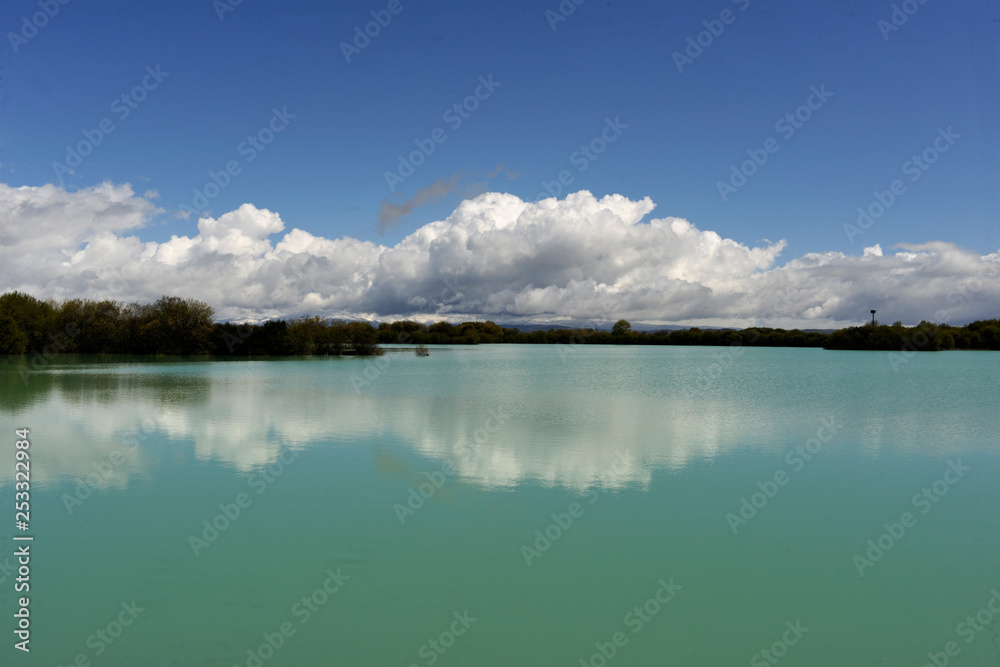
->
[1,182,997,327]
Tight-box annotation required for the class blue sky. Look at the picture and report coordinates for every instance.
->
[1,0,998,326]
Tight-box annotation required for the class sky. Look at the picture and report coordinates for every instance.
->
[0,0,998,327]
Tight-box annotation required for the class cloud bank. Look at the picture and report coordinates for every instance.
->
[1,182,997,328]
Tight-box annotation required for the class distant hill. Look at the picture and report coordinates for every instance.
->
[497,321,835,334]
[495,321,685,333]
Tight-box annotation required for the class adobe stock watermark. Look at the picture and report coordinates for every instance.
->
[672,0,751,73]
[551,238,687,362]
[552,306,613,362]
[577,577,682,667]
[352,277,466,392]
[520,451,631,567]
[852,459,970,577]
[750,620,810,667]
[62,415,161,514]
[684,287,796,395]
[51,65,170,185]
[214,0,244,21]
[349,345,395,391]
[726,417,842,535]
[384,75,501,193]
[188,445,300,556]
[7,0,71,54]
[844,127,959,243]
[394,462,458,524]
[220,321,257,353]
[931,263,1000,322]
[17,318,80,384]
[550,301,618,362]
[214,295,278,354]
[0,553,16,588]
[534,116,628,201]
[17,272,131,387]
[55,600,145,666]
[394,407,510,524]
[888,260,996,372]
[922,587,1000,667]
[17,308,106,386]
[180,107,295,216]
[406,611,478,667]
[877,0,930,41]
[545,0,586,31]
[340,0,415,63]
[717,84,834,202]
[233,567,350,667]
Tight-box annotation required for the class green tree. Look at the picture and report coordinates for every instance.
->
[286,316,326,355]
[611,319,632,336]
[138,296,215,354]
[459,323,482,344]
[345,321,380,356]
[0,311,28,354]
[0,291,57,353]
[58,299,123,353]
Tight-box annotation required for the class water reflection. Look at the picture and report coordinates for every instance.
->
[2,349,997,491]
[1,356,700,490]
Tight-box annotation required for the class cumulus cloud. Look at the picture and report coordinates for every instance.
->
[0,182,997,327]
[0,182,161,299]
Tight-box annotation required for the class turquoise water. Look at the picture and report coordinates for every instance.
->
[1,346,999,666]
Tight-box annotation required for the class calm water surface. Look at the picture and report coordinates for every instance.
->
[1,345,998,666]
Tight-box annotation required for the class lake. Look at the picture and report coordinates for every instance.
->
[1,345,998,666]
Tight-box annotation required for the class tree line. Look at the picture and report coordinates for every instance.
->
[0,293,384,356]
[1,291,997,357]
[821,320,1000,351]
